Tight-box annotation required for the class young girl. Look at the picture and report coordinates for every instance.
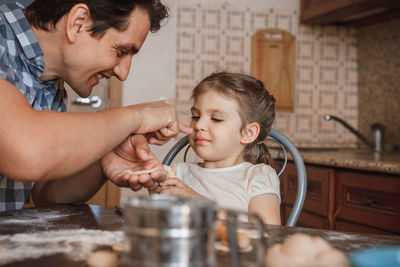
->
[151,71,280,225]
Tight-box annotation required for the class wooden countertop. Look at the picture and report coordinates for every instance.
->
[0,205,400,266]
[271,148,400,175]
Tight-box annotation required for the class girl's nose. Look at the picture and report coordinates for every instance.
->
[194,117,207,131]
[113,55,132,81]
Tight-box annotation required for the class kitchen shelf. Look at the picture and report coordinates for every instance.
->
[300,0,400,27]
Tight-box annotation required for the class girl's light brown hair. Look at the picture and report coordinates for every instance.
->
[191,71,276,165]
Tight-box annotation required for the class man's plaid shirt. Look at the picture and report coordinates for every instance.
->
[0,3,67,211]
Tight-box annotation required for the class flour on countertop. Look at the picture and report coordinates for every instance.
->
[322,232,364,241]
[0,210,78,225]
[0,229,123,265]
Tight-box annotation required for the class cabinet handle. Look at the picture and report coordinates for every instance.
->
[361,195,382,207]
[73,96,102,108]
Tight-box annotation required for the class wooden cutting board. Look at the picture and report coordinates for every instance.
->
[251,29,295,111]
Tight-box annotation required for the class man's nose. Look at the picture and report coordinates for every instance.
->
[113,56,132,81]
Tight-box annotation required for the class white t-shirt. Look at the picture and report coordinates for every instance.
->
[166,162,281,213]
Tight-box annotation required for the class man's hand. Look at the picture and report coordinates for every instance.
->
[157,178,205,198]
[101,135,167,191]
[133,101,192,145]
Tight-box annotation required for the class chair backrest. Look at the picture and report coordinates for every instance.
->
[162,129,307,226]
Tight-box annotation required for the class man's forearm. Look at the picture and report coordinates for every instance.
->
[31,160,107,206]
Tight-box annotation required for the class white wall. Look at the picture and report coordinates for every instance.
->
[122,0,177,105]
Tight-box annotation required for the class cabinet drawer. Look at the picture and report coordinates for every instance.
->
[285,206,329,229]
[284,163,332,217]
[335,170,400,234]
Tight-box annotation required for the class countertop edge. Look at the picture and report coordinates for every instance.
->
[271,149,400,175]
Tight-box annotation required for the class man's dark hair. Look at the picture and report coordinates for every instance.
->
[25,0,168,37]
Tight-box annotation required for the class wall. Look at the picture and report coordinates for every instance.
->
[122,0,177,105]
[357,18,400,151]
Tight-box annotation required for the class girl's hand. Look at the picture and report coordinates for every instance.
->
[147,165,176,195]
[158,178,204,198]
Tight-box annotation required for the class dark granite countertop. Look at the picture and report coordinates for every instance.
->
[0,204,399,266]
[271,148,400,175]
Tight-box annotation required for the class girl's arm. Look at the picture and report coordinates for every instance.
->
[249,194,281,225]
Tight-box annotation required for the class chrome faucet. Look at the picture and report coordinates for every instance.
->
[324,115,384,153]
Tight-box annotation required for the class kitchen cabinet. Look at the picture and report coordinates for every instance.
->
[274,160,400,234]
[335,169,400,234]
[300,0,400,26]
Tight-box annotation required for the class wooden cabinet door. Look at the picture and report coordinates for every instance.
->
[335,169,400,234]
[300,0,400,26]
[283,163,333,215]
[288,207,330,230]
[276,161,334,228]
[273,159,400,234]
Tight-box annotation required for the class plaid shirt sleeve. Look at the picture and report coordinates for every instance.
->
[0,3,67,212]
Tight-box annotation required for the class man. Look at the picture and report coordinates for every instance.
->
[0,0,191,211]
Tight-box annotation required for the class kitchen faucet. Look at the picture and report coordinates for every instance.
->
[324,115,384,153]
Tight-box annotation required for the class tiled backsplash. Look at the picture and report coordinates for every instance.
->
[175,2,358,147]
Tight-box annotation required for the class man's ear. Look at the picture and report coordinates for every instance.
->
[240,122,260,145]
[66,3,91,43]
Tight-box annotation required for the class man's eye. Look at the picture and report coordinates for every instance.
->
[117,48,129,57]
[191,116,200,121]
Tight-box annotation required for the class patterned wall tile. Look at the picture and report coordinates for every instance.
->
[320,42,340,61]
[345,67,357,86]
[202,9,221,29]
[227,10,245,31]
[177,32,196,53]
[175,2,358,147]
[251,12,269,31]
[319,90,338,109]
[344,91,358,110]
[320,66,339,86]
[226,36,244,56]
[297,65,314,84]
[298,40,314,60]
[177,7,197,28]
[176,59,195,79]
[201,34,220,55]
[297,89,313,109]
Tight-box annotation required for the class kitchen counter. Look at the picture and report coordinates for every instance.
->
[1,204,400,266]
[271,148,400,175]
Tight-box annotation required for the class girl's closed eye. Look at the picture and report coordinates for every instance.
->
[211,117,223,122]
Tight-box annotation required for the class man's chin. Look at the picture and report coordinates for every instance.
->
[75,90,92,98]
